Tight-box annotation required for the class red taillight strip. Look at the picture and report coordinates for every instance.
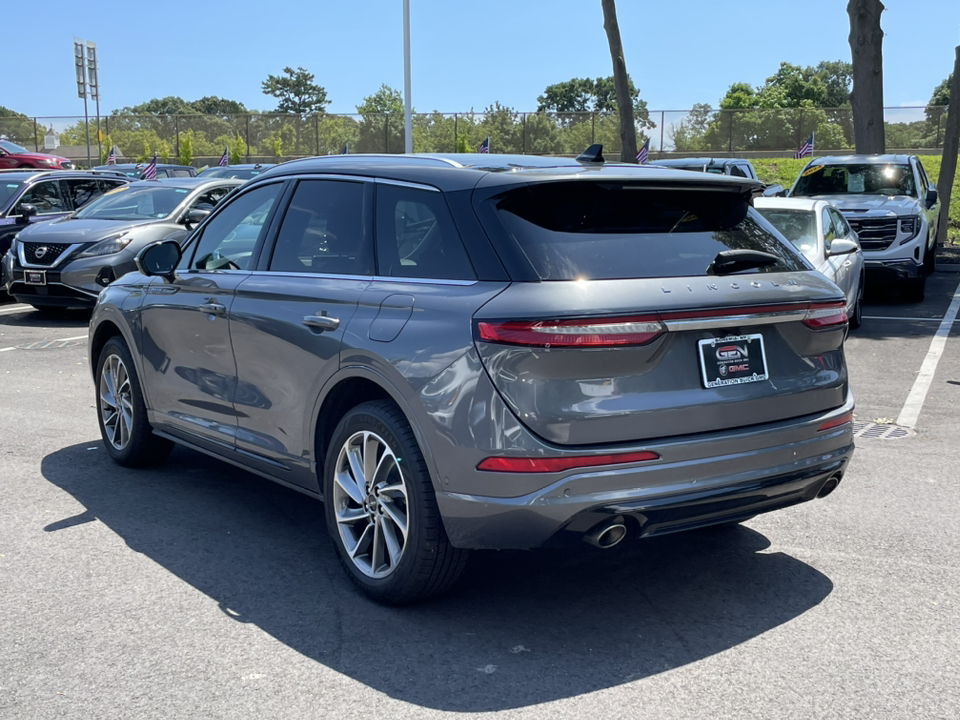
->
[477,317,664,347]
[477,450,660,473]
[803,302,849,330]
[818,411,854,432]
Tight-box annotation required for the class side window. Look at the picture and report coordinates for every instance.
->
[15,180,68,215]
[190,183,283,271]
[915,160,931,194]
[190,186,232,211]
[268,180,370,275]
[821,208,836,251]
[728,164,749,178]
[375,184,476,281]
[171,169,193,178]
[828,208,849,239]
[63,178,103,209]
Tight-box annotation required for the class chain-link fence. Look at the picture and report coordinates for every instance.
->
[0,106,951,167]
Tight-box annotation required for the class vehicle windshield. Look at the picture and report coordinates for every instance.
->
[201,167,264,179]
[0,181,24,210]
[793,163,917,197]
[755,208,819,264]
[74,185,189,221]
[488,182,807,280]
[0,140,30,154]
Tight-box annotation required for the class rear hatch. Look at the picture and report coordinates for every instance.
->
[472,178,849,446]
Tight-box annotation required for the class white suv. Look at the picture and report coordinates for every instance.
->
[789,154,941,301]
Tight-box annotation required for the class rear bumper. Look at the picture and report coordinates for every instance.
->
[436,395,856,550]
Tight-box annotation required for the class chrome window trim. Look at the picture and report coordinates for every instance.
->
[245,270,374,282]
[663,310,809,331]
[374,275,477,286]
[18,242,84,269]
[373,178,441,192]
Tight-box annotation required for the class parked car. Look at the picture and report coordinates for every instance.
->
[0,170,130,272]
[789,154,940,301]
[0,140,73,170]
[3,177,240,309]
[755,197,865,328]
[88,152,855,604]
[92,163,198,179]
[653,156,785,196]
[200,163,276,180]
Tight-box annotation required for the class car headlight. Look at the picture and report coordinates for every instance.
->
[39,157,60,166]
[899,216,920,242]
[77,232,134,258]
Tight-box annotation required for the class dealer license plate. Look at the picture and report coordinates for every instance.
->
[698,334,768,388]
[24,270,46,285]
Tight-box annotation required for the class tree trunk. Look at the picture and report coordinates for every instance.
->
[847,0,885,154]
[601,0,638,162]
[936,46,960,250]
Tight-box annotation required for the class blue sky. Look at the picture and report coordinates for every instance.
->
[3,0,958,120]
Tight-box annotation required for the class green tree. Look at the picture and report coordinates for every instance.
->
[0,105,40,148]
[926,73,953,125]
[356,85,405,152]
[671,103,714,151]
[138,139,151,163]
[158,138,171,163]
[229,133,246,164]
[272,133,283,162]
[261,66,329,115]
[536,75,653,129]
[191,96,248,115]
[179,130,194,166]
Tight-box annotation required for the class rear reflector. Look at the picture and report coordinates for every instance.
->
[476,317,664,347]
[803,302,849,329]
[477,450,660,473]
[818,411,854,432]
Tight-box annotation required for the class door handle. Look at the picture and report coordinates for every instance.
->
[198,302,226,315]
[302,313,340,332]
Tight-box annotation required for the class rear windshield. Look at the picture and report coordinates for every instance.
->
[755,208,819,264]
[792,163,916,197]
[488,182,807,280]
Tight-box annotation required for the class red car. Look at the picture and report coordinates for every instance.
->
[0,140,73,170]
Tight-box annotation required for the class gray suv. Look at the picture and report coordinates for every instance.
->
[89,152,856,604]
[790,154,941,301]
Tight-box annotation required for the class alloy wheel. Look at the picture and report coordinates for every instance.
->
[332,430,410,578]
[99,354,134,450]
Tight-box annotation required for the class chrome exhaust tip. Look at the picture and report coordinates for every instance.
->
[817,473,842,499]
[585,520,628,549]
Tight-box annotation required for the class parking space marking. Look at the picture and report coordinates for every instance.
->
[0,304,33,316]
[897,279,960,429]
[0,334,87,353]
[863,316,944,322]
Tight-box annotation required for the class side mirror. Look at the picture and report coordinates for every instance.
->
[16,203,38,224]
[926,188,938,208]
[828,238,859,257]
[181,208,210,229]
[135,240,182,279]
[762,183,785,197]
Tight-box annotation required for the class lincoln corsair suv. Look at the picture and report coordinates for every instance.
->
[88,151,856,604]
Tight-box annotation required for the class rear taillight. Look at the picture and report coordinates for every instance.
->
[477,450,660,473]
[476,317,664,348]
[802,302,848,330]
[818,411,854,432]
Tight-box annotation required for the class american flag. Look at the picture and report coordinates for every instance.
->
[341,143,349,154]
[636,138,650,164]
[478,137,490,154]
[142,154,158,180]
[218,147,229,167]
[106,147,116,165]
[794,133,814,159]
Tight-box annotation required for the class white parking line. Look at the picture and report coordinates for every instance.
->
[0,304,33,316]
[863,316,944,322]
[897,280,960,428]
[0,334,87,353]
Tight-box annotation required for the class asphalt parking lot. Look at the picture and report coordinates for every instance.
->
[2,275,959,720]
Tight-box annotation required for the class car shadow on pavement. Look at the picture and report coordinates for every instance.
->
[42,441,833,712]
[0,307,91,329]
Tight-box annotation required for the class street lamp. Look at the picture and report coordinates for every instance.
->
[403,0,412,153]
[73,38,101,168]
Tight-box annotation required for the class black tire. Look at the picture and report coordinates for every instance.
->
[903,275,926,303]
[322,400,468,605]
[95,337,173,467]
[849,277,864,330]
[924,237,937,275]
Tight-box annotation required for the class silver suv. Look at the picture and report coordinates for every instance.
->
[89,152,855,604]
[789,154,941,301]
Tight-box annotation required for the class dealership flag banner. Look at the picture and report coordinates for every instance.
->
[636,138,650,164]
[142,154,157,180]
[106,147,116,165]
[795,133,814,159]
[478,137,490,154]
[219,147,228,166]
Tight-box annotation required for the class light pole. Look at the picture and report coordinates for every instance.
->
[73,38,101,168]
[403,0,412,153]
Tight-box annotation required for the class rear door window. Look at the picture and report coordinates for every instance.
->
[14,180,68,216]
[485,182,807,280]
[62,178,102,209]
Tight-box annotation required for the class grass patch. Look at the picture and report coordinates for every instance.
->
[751,155,960,245]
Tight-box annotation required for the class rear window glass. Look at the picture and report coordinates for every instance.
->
[488,183,807,280]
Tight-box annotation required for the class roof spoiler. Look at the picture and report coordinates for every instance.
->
[575,144,605,164]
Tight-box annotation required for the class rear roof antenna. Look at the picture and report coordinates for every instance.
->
[575,144,605,164]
